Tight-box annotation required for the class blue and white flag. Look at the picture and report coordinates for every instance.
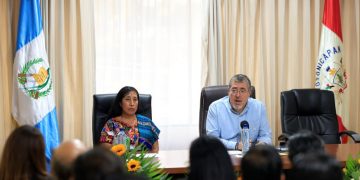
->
[12,0,59,163]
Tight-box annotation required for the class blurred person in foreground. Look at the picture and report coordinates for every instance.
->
[289,152,342,180]
[0,125,50,180]
[51,139,88,180]
[241,144,282,180]
[286,129,325,163]
[188,135,236,180]
[73,147,148,180]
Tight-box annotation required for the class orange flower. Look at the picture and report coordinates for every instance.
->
[111,144,127,156]
[127,159,141,172]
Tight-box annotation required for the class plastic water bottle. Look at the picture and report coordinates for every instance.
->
[113,128,129,147]
[240,120,250,154]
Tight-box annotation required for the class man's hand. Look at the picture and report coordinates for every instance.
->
[236,140,253,150]
[236,142,243,150]
[255,141,266,145]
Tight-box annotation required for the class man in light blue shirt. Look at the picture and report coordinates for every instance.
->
[206,74,272,150]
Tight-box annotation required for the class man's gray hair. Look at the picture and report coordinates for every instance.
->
[228,74,251,89]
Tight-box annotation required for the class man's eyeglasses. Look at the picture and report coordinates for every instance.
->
[230,88,248,95]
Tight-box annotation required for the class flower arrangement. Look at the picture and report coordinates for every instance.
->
[111,144,171,180]
[343,152,360,180]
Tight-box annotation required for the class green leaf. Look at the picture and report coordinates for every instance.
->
[121,144,171,180]
[351,171,360,179]
[344,152,360,180]
[21,58,43,74]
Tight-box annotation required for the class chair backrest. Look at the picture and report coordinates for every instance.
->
[199,85,256,136]
[281,89,339,144]
[92,93,152,145]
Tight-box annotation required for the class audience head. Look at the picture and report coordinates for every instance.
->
[109,86,140,117]
[51,139,87,180]
[104,172,149,180]
[0,125,47,180]
[241,144,282,180]
[289,152,343,180]
[228,74,252,113]
[287,129,325,163]
[188,135,236,180]
[73,146,126,180]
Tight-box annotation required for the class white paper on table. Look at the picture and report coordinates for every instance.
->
[229,150,288,157]
[228,150,243,157]
[141,153,159,158]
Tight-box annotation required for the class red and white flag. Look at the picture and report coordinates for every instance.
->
[315,0,348,142]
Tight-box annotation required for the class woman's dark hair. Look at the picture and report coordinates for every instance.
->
[0,125,47,180]
[188,136,236,180]
[74,147,126,180]
[108,86,140,118]
[289,152,343,180]
[241,144,282,180]
[287,129,325,163]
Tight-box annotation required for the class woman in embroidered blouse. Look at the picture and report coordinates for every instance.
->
[100,86,160,153]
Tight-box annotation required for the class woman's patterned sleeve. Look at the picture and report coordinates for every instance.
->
[150,121,160,140]
[99,119,114,144]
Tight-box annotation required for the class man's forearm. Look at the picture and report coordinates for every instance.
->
[219,138,238,150]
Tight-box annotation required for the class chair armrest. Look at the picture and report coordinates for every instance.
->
[339,130,360,143]
[278,133,290,147]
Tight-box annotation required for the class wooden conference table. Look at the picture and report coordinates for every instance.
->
[157,144,360,174]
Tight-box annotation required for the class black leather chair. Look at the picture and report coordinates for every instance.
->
[199,85,256,136]
[92,93,152,145]
[279,89,360,144]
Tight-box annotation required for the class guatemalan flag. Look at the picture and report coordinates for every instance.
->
[12,0,60,164]
[315,0,348,142]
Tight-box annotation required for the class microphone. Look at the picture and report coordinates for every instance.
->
[240,120,249,129]
[240,120,250,154]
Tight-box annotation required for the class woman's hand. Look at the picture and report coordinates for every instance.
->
[150,141,159,153]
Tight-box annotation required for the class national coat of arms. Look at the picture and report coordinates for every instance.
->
[17,58,52,99]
